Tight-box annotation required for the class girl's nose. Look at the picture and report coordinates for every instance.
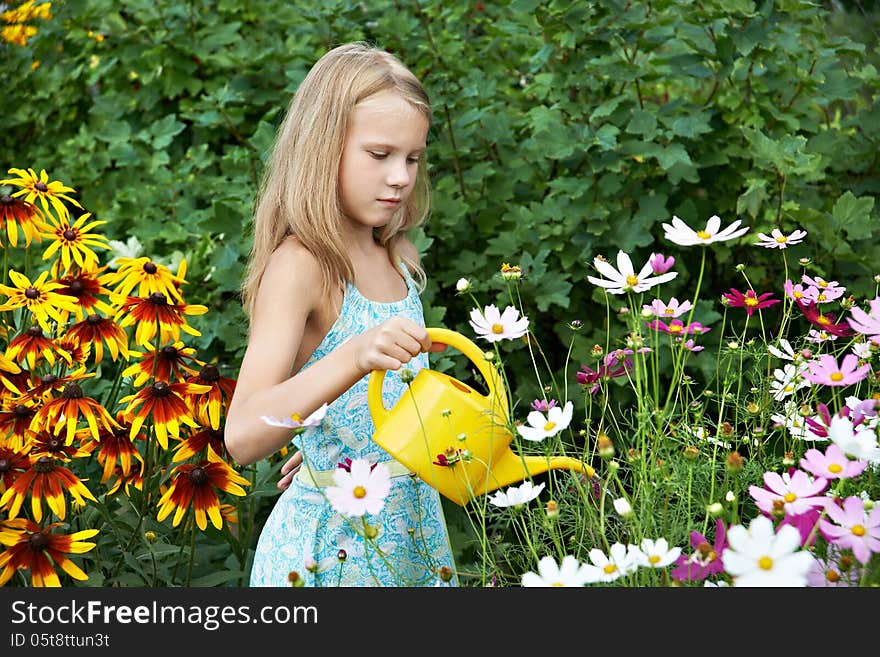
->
[387,159,412,189]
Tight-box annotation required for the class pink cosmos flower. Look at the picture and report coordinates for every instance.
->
[645,318,710,336]
[722,288,780,316]
[670,518,727,582]
[796,300,855,337]
[530,399,557,412]
[803,353,871,387]
[819,495,880,564]
[754,228,807,249]
[748,469,829,518]
[802,284,845,304]
[802,274,845,298]
[576,353,632,394]
[643,297,692,318]
[806,546,862,587]
[847,297,880,343]
[800,443,868,481]
[649,253,675,274]
[680,338,704,352]
[784,279,809,303]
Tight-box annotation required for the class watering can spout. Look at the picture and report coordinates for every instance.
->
[486,454,595,492]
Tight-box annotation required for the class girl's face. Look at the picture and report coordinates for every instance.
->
[338,90,429,233]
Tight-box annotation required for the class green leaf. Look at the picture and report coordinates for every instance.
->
[626,109,658,138]
[737,179,769,219]
[831,191,875,240]
[189,570,247,587]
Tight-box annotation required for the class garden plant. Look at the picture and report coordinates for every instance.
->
[1,0,878,586]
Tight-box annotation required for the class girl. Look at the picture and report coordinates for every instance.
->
[224,42,459,587]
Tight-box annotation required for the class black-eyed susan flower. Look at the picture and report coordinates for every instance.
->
[0,437,32,493]
[26,428,92,463]
[0,455,97,521]
[183,364,236,430]
[121,341,202,386]
[66,313,130,365]
[1,22,37,46]
[52,334,91,369]
[117,379,211,450]
[0,353,23,395]
[156,446,250,531]
[105,462,144,496]
[101,257,187,304]
[173,425,226,463]
[0,167,81,220]
[42,212,110,272]
[0,520,99,587]
[0,269,79,334]
[114,293,208,347]
[0,193,50,247]
[53,265,114,323]
[19,367,92,403]
[82,412,145,483]
[0,399,40,450]
[5,325,56,369]
[29,380,117,445]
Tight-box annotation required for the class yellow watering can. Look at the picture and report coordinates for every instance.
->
[367,327,594,506]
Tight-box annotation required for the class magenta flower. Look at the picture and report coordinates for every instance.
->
[646,318,710,336]
[671,519,727,582]
[748,469,829,518]
[803,353,871,387]
[649,253,675,274]
[530,398,557,412]
[722,288,781,316]
[796,300,855,337]
[847,297,880,343]
[576,353,632,394]
[819,496,880,564]
[777,506,824,547]
[800,443,868,481]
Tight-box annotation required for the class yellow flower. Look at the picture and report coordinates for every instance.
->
[42,212,111,271]
[0,269,79,333]
[101,257,187,304]
[0,168,81,220]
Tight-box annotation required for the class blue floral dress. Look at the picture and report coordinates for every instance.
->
[249,267,459,587]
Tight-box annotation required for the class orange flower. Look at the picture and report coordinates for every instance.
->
[156,446,249,531]
[0,269,80,334]
[29,380,117,444]
[113,293,208,347]
[19,367,92,403]
[0,520,99,587]
[173,425,226,463]
[0,437,32,494]
[82,413,145,483]
[105,462,144,496]
[0,168,82,221]
[0,455,97,521]
[0,399,40,450]
[52,334,91,370]
[5,325,57,369]
[53,266,115,323]
[27,428,92,463]
[66,313,130,364]
[121,341,202,386]
[0,193,50,247]
[117,380,211,450]
[183,364,236,430]
[0,352,23,396]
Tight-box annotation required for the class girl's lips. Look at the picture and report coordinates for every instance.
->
[378,198,401,206]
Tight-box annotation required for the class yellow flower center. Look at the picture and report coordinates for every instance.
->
[669,324,682,333]
[783,493,797,503]
[664,308,675,314]
[603,563,617,574]
[290,413,302,423]
[551,582,563,587]
[793,291,803,298]
[696,230,711,239]
[491,324,504,334]
[353,486,367,499]
[817,279,828,288]
[775,235,787,243]
[852,524,865,537]
[626,274,639,286]
[745,297,758,306]
[817,293,827,301]
[758,556,773,570]
[648,555,660,565]
[830,372,844,382]
[817,315,830,325]
[828,463,842,474]
[543,421,557,432]
[826,570,840,583]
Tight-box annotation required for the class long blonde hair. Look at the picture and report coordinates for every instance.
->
[241,42,431,319]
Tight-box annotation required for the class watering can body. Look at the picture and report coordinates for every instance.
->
[367,327,593,506]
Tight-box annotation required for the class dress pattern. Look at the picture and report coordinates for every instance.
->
[249,267,459,587]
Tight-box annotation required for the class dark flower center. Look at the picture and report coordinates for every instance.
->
[1,195,12,203]
[199,364,220,383]
[47,438,63,452]
[151,381,170,397]
[29,532,49,551]
[0,458,9,472]
[26,325,42,337]
[87,314,102,324]
[24,287,40,300]
[161,346,180,359]
[62,383,84,399]
[63,229,77,241]
[34,456,55,473]
[69,280,85,295]
[14,404,31,417]
[143,262,158,274]
[209,427,224,441]
[149,292,167,305]
[40,374,58,385]
[189,467,208,485]
[34,182,49,192]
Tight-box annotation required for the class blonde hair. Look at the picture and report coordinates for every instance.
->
[241,42,431,319]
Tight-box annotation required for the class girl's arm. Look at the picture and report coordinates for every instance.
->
[224,239,430,466]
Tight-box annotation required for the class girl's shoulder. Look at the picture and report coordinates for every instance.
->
[395,235,421,272]
[260,236,323,303]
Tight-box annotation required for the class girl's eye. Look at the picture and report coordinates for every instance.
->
[369,152,388,160]
[406,157,420,165]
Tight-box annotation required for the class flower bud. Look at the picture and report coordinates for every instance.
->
[437,565,454,582]
[726,451,744,472]
[304,558,318,573]
[683,445,700,461]
[500,263,523,280]
[287,571,305,587]
[597,433,614,459]
[591,344,604,357]
[337,549,347,562]
[746,401,759,414]
[144,531,157,543]
[483,351,495,361]
[455,278,470,292]
[706,502,723,517]
[545,499,559,519]
[725,490,736,503]
[613,497,633,518]
[399,367,415,384]
[568,319,583,331]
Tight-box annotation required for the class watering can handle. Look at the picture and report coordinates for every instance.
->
[367,327,503,430]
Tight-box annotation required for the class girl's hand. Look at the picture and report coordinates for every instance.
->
[277,450,303,491]
[354,316,433,374]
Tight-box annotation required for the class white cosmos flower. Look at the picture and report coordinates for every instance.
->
[724,515,814,587]
[261,402,329,433]
[521,555,591,587]
[769,363,810,401]
[767,338,800,362]
[629,538,682,568]
[827,414,880,463]
[662,214,750,246]
[612,497,633,518]
[582,543,638,583]
[517,400,574,442]
[587,250,678,295]
[325,458,391,517]
[469,304,529,342]
[488,480,545,508]
[754,228,807,249]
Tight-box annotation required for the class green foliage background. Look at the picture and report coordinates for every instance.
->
[2,0,879,579]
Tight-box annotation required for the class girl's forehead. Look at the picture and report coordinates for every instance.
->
[350,91,429,135]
